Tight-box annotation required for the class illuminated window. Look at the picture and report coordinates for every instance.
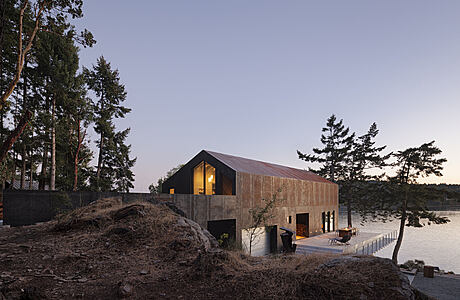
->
[193,161,216,195]
[169,188,174,194]
[193,162,204,194]
[205,163,216,195]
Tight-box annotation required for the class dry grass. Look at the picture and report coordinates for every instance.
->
[0,198,422,300]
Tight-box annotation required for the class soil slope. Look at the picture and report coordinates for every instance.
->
[0,198,428,299]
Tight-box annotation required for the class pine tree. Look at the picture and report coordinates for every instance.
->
[388,141,449,264]
[83,56,130,191]
[297,114,354,182]
[110,129,136,193]
[340,123,390,227]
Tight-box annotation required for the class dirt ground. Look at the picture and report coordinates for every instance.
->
[0,198,431,299]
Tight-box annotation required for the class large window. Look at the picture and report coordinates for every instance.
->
[205,163,216,195]
[193,161,215,195]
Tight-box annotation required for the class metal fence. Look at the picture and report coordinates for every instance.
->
[356,230,398,255]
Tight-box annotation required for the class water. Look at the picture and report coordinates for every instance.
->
[339,210,460,273]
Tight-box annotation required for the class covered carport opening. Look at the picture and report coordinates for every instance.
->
[207,219,236,247]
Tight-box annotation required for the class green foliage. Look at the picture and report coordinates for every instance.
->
[217,233,229,247]
[84,57,135,192]
[297,114,354,182]
[0,1,135,193]
[299,115,389,227]
[51,191,72,215]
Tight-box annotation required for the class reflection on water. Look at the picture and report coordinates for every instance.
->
[339,210,460,273]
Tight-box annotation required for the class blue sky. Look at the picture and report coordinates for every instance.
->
[75,1,460,191]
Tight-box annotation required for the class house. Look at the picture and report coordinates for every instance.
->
[160,150,338,256]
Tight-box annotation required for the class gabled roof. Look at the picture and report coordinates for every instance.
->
[205,150,334,184]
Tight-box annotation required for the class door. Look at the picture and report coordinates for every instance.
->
[296,213,309,238]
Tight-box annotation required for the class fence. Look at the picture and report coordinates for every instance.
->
[2,190,154,226]
[355,230,398,255]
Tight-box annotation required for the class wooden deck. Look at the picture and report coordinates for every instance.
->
[294,231,397,255]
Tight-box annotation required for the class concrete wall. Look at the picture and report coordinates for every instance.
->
[156,194,238,228]
[158,172,339,249]
[3,190,154,226]
[235,172,339,247]
[3,173,338,253]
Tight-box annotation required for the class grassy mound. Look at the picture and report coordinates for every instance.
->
[0,198,426,299]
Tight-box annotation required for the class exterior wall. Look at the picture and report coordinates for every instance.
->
[235,172,339,248]
[159,172,338,250]
[161,151,237,195]
[156,194,239,229]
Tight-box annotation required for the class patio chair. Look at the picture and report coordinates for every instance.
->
[329,233,351,245]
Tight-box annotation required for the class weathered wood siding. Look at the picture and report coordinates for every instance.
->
[235,172,338,242]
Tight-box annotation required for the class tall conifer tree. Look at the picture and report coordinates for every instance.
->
[297,114,354,182]
[84,57,132,191]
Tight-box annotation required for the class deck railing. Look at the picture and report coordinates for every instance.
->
[355,230,398,255]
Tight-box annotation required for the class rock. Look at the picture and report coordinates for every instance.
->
[176,217,218,251]
[118,282,133,297]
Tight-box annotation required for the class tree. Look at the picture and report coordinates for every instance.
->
[387,141,449,264]
[84,56,130,191]
[109,128,136,193]
[149,164,184,194]
[1,0,94,109]
[297,114,354,182]
[340,123,390,227]
[243,188,283,255]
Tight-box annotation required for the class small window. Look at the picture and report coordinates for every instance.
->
[288,216,292,224]
[169,188,174,194]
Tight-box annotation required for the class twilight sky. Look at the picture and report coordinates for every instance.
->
[74,1,460,191]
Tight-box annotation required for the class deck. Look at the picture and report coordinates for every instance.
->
[294,231,397,255]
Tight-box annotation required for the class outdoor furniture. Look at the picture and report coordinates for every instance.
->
[338,227,358,237]
[329,233,352,245]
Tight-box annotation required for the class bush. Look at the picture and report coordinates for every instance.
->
[51,192,73,216]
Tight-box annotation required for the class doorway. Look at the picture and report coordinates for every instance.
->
[296,213,309,239]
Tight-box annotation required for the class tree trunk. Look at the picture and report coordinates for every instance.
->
[50,97,55,190]
[20,146,25,189]
[73,120,85,191]
[39,144,48,190]
[347,197,352,227]
[0,0,6,82]
[0,110,31,164]
[0,1,44,109]
[392,193,407,265]
[10,151,16,187]
[20,61,28,189]
[96,131,103,190]
[28,151,32,190]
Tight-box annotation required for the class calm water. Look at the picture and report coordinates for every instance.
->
[339,210,460,273]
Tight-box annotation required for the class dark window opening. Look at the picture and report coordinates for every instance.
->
[207,219,236,248]
[288,216,292,224]
[322,212,326,233]
[221,173,233,195]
